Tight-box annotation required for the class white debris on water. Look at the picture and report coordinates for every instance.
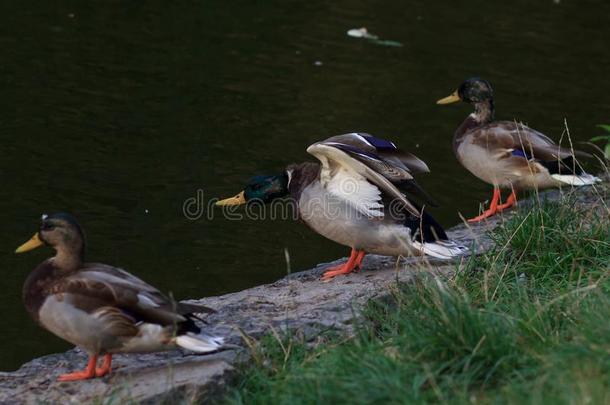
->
[347,27,378,40]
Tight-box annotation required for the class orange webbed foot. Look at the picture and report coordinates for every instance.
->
[321,249,366,281]
[57,370,96,382]
[467,209,498,223]
[468,188,502,222]
[57,355,98,382]
[321,264,356,281]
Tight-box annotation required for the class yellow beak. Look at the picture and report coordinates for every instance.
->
[436,91,461,105]
[15,233,44,253]
[216,191,247,206]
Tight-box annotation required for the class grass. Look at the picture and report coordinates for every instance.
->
[223,191,610,405]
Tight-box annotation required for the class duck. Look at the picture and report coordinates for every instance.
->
[437,77,600,222]
[217,133,467,280]
[15,213,223,382]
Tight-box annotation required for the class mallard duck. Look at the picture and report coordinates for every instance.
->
[15,213,223,381]
[437,78,600,222]
[217,133,467,280]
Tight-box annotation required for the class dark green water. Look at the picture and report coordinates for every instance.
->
[1,0,609,370]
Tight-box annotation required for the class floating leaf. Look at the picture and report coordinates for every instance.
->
[370,39,403,47]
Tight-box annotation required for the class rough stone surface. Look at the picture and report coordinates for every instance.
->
[0,184,606,404]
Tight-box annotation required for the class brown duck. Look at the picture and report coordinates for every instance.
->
[437,78,600,222]
[16,213,223,381]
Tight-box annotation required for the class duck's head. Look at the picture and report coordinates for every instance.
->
[15,213,86,260]
[437,77,493,105]
[216,173,290,206]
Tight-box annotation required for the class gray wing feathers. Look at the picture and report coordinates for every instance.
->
[62,264,212,326]
[487,121,591,160]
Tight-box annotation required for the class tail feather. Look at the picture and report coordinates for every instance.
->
[402,202,469,259]
[175,333,224,353]
[412,240,469,259]
[551,173,601,186]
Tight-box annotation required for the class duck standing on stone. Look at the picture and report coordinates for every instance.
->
[217,133,467,280]
[15,213,223,381]
[437,78,600,222]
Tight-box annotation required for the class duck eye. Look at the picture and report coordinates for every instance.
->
[41,223,56,231]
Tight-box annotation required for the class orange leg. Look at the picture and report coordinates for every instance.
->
[497,190,517,211]
[57,355,98,382]
[354,250,366,270]
[468,188,501,223]
[95,354,113,377]
[321,248,365,281]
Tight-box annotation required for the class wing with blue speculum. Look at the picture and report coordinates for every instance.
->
[320,133,437,205]
[307,133,437,218]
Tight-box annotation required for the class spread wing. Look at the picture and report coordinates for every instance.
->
[50,263,214,327]
[324,133,430,174]
[306,133,432,218]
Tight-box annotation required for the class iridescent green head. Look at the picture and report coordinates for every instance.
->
[216,173,289,206]
[437,77,494,105]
